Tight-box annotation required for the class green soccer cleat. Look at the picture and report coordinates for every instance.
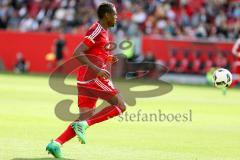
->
[46,140,64,158]
[71,121,89,144]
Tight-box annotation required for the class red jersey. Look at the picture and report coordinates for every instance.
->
[77,21,110,81]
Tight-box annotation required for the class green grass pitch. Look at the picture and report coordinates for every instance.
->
[0,73,240,160]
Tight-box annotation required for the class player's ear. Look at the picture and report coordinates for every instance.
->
[105,12,111,19]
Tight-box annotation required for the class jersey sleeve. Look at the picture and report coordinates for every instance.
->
[83,24,102,48]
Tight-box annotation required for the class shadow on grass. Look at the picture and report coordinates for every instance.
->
[12,158,75,160]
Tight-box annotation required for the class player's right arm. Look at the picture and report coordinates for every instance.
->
[232,38,240,57]
[73,42,110,79]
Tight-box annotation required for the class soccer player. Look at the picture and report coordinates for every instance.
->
[231,37,240,87]
[232,37,240,57]
[46,2,126,158]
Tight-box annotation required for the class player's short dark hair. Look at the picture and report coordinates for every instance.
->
[97,2,115,19]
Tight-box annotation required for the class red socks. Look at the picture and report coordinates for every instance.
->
[87,105,123,126]
[55,105,124,145]
[55,124,76,145]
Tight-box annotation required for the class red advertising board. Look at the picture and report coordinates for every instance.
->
[0,31,236,73]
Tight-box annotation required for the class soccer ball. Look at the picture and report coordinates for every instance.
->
[212,68,232,88]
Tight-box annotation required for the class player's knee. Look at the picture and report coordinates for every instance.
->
[112,99,126,112]
[108,95,126,112]
[118,102,126,112]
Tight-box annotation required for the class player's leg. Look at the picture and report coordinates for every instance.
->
[72,79,127,144]
[231,61,240,87]
[54,96,96,142]
[46,108,93,158]
[54,107,94,144]
[72,93,126,144]
[46,140,63,158]
[85,79,126,126]
[46,94,97,157]
[72,78,127,144]
[86,93,126,126]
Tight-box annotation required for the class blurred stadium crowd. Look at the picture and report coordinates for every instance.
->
[0,0,240,40]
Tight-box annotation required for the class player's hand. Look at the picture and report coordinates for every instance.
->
[97,68,110,79]
[112,56,118,63]
[234,52,240,58]
[106,55,118,64]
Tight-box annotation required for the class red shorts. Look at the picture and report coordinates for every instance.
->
[77,77,119,109]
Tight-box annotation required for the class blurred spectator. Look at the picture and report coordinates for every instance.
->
[0,0,239,40]
[54,33,67,66]
[19,14,39,32]
[14,52,28,73]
